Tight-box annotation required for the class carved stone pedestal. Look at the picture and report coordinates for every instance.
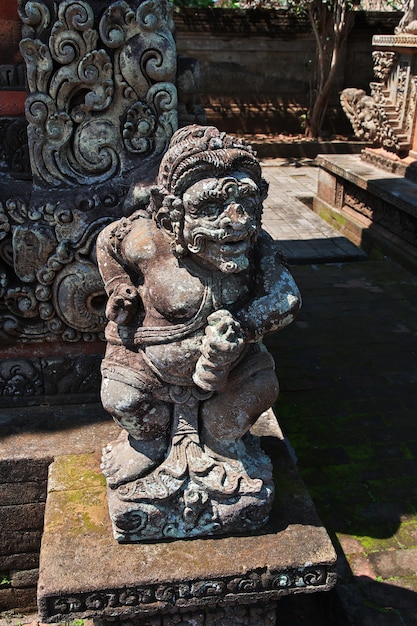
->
[37,411,337,625]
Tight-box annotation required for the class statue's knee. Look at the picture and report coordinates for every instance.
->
[101,378,143,419]
[255,368,279,407]
[101,378,170,439]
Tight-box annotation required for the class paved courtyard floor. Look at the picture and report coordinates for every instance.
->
[1,158,417,626]
[262,158,417,625]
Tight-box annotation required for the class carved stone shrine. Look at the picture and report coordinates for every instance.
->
[315,1,417,271]
[96,124,301,541]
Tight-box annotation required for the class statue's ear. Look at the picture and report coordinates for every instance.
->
[149,186,166,212]
[259,177,269,202]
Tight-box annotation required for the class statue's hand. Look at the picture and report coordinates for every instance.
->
[193,309,245,392]
[106,283,139,325]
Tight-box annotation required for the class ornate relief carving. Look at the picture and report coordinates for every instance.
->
[369,82,386,105]
[46,565,331,621]
[0,354,102,407]
[0,0,178,354]
[0,359,43,398]
[340,88,400,152]
[0,190,114,341]
[18,0,177,188]
[372,51,396,82]
[395,62,410,120]
[343,181,417,247]
[395,0,417,35]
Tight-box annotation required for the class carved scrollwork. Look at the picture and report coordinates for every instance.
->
[18,0,51,39]
[18,0,177,188]
[99,1,136,49]
[44,564,332,622]
[0,359,43,397]
[52,260,106,333]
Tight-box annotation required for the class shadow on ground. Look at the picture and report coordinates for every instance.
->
[265,257,417,624]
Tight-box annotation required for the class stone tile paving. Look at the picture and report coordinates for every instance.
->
[261,159,366,264]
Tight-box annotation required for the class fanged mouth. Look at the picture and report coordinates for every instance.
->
[219,239,250,252]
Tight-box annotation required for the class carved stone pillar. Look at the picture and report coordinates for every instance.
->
[0,0,178,405]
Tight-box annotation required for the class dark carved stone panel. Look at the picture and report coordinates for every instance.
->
[0,354,102,407]
[0,0,178,352]
[343,179,417,249]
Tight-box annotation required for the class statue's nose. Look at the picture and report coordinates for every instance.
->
[221,202,247,229]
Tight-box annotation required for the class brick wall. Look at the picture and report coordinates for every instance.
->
[0,458,50,612]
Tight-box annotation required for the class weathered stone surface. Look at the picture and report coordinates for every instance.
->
[0,531,42,557]
[368,549,417,579]
[0,552,39,572]
[37,412,337,623]
[0,503,45,532]
[0,459,50,484]
[10,568,39,589]
[0,405,119,462]
[0,481,46,506]
[0,586,37,612]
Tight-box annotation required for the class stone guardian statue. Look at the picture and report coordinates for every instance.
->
[97,125,301,541]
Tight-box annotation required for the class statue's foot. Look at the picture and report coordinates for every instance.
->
[101,430,167,489]
[202,429,246,463]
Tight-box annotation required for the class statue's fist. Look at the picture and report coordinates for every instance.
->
[204,310,244,356]
[193,309,244,392]
[106,283,139,325]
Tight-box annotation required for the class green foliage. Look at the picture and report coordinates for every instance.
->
[0,574,11,587]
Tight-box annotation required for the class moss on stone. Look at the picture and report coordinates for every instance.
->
[50,453,106,492]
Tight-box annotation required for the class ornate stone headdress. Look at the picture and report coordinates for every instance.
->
[157,125,267,197]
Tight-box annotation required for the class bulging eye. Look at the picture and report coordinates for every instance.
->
[201,204,220,220]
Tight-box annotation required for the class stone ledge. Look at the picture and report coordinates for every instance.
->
[37,412,337,624]
[316,153,417,220]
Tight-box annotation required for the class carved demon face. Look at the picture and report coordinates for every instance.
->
[181,171,262,274]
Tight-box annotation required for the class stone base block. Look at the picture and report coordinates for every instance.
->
[107,431,275,543]
[37,412,337,624]
[94,601,278,625]
[314,154,417,273]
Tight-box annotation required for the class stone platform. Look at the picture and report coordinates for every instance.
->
[37,412,337,625]
[313,153,417,272]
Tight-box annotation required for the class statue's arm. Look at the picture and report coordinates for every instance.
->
[235,230,301,342]
[97,222,140,325]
